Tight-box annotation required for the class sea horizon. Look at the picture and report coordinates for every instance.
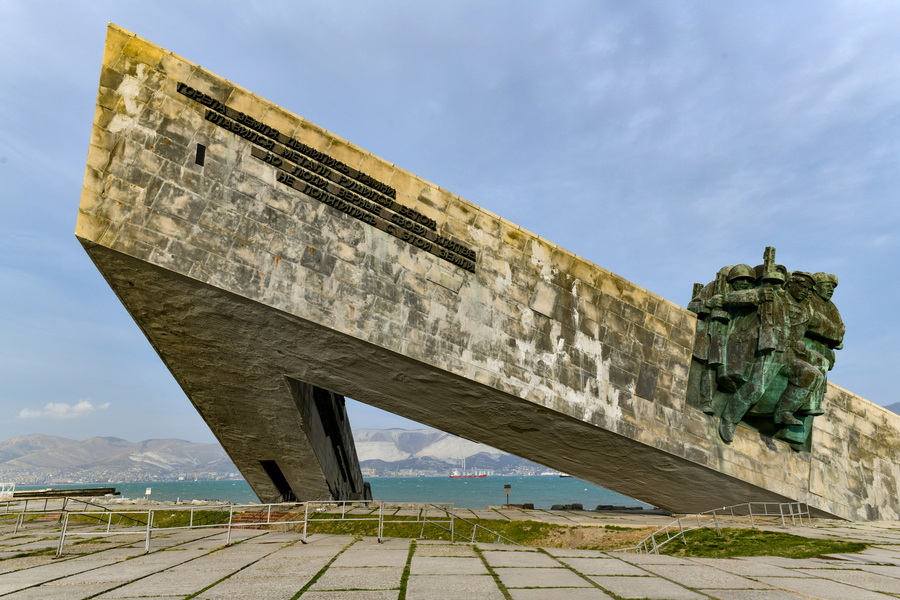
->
[15,476,651,510]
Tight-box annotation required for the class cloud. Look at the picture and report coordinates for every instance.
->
[18,401,110,420]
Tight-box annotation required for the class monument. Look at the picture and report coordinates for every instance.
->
[687,249,845,452]
[77,25,900,520]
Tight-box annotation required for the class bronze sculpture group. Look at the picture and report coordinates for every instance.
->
[686,248,844,451]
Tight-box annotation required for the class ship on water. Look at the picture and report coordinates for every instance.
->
[449,458,489,478]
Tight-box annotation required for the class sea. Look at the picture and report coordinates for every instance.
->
[17,477,651,510]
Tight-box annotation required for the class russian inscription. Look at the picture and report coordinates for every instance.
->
[176,82,476,272]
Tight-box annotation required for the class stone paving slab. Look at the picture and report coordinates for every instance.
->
[559,557,649,575]
[590,575,706,599]
[641,564,773,589]
[739,556,829,568]
[494,566,592,588]
[4,582,116,599]
[697,590,808,600]
[413,543,476,557]
[354,537,411,550]
[195,573,310,599]
[236,558,329,578]
[410,556,486,575]
[509,588,614,600]
[544,548,610,558]
[332,549,409,567]
[302,591,399,599]
[274,544,349,557]
[754,576,895,600]
[309,566,403,591]
[793,568,900,593]
[859,564,900,578]
[94,568,229,597]
[41,562,161,583]
[476,542,538,551]
[688,557,810,577]
[615,553,696,564]
[405,574,503,600]
[123,549,209,562]
[482,550,560,567]
[168,552,267,570]
[0,556,56,574]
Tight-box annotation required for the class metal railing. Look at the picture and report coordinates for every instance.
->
[1,498,521,556]
[415,503,521,545]
[615,501,811,554]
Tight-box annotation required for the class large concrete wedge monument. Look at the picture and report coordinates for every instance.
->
[77,25,900,520]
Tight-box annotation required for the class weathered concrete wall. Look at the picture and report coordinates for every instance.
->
[77,24,900,519]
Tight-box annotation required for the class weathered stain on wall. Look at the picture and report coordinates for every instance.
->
[77,24,900,520]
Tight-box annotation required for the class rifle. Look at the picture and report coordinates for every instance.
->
[758,247,777,352]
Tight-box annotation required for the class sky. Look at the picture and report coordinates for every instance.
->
[1,1,898,444]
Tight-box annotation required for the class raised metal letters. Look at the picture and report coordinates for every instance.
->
[176,82,476,272]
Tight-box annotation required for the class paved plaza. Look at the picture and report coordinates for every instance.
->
[2,510,900,599]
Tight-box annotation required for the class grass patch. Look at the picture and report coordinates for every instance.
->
[304,513,560,546]
[10,548,57,559]
[397,539,416,600]
[150,510,231,528]
[659,527,867,559]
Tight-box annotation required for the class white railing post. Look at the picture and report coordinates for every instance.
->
[56,513,69,556]
[378,503,384,542]
[144,510,153,554]
[190,507,194,529]
[267,504,272,526]
[713,510,720,536]
[451,511,455,542]
[226,505,234,546]
[303,503,309,541]
[749,504,755,528]
[780,504,787,528]
[677,519,686,545]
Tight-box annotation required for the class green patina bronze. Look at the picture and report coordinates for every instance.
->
[686,247,845,451]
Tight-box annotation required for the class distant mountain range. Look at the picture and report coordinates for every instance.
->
[6,403,899,482]
[0,429,543,482]
[0,435,238,482]
[353,428,544,475]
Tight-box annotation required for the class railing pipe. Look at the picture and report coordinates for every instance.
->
[378,503,384,542]
[226,504,234,546]
[303,503,309,541]
[56,512,69,556]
